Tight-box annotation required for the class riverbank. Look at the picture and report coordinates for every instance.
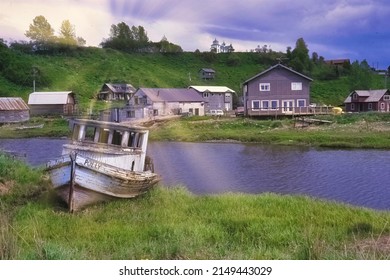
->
[1,113,390,149]
[1,154,389,260]
[148,113,390,149]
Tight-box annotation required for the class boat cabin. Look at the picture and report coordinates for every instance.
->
[64,119,149,172]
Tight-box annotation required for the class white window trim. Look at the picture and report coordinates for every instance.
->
[297,99,306,107]
[291,82,302,91]
[259,83,270,91]
[384,95,390,101]
[252,100,260,111]
[351,103,355,110]
[260,100,279,110]
[270,100,279,110]
[261,100,269,110]
[368,103,373,110]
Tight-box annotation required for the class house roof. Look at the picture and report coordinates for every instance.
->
[199,68,215,73]
[243,63,313,84]
[325,59,350,65]
[0,97,29,111]
[102,83,136,93]
[344,89,390,103]
[189,86,235,93]
[136,88,204,103]
[28,91,74,105]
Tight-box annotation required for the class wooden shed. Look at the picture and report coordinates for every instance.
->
[28,91,77,116]
[199,68,215,80]
[0,97,30,123]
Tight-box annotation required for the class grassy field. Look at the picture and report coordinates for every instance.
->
[1,154,389,260]
[1,45,388,114]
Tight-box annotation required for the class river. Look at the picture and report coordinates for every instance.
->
[0,138,389,210]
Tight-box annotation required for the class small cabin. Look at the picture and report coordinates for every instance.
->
[28,91,77,116]
[199,68,215,80]
[0,97,30,123]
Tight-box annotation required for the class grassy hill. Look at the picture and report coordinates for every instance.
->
[0,45,387,113]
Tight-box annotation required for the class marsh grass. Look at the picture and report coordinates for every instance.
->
[1,184,388,260]
[150,115,390,149]
[0,117,70,139]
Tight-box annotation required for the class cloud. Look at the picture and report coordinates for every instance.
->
[1,0,390,68]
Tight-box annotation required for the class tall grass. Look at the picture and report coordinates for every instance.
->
[4,186,389,260]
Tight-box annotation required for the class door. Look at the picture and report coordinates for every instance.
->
[282,100,294,114]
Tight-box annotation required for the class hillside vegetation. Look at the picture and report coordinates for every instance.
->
[0,43,387,113]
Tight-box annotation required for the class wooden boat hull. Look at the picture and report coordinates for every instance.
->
[46,153,160,212]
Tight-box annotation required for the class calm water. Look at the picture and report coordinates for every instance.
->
[1,138,389,210]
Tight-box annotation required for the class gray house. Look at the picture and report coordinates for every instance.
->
[199,68,215,80]
[344,89,390,113]
[101,88,205,122]
[243,64,313,116]
[97,83,136,101]
[189,86,235,112]
[0,97,30,123]
[28,91,77,116]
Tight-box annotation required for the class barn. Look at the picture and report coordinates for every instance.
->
[0,97,30,123]
[28,91,77,116]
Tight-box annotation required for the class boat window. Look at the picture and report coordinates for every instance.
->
[98,128,110,144]
[137,133,143,147]
[72,124,80,140]
[111,130,123,146]
[128,132,136,147]
[84,126,96,142]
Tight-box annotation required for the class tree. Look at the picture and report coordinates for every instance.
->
[25,15,55,43]
[348,60,373,90]
[58,20,77,45]
[289,38,312,75]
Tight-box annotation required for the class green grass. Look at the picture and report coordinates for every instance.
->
[149,114,390,149]
[0,117,70,139]
[1,156,389,260]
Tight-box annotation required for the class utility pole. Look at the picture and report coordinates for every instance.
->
[32,67,38,92]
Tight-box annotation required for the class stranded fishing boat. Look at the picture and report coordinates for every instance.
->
[46,119,160,212]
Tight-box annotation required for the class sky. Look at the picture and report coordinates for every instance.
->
[1,0,390,69]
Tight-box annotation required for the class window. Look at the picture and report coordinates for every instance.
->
[384,95,390,101]
[381,103,385,110]
[252,100,260,110]
[368,103,372,110]
[259,83,270,91]
[203,92,209,98]
[271,100,278,110]
[291,82,302,91]
[261,100,269,110]
[352,93,358,100]
[351,103,355,111]
[127,110,135,118]
[297,99,306,107]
